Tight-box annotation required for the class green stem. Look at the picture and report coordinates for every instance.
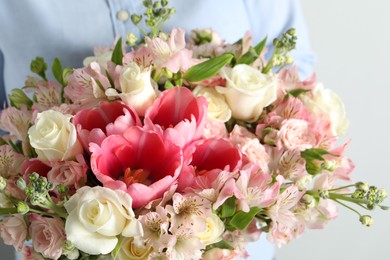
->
[38,199,67,219]
[262,53,274,74]
[328,184,357,192]
[333,199,362,217]
[29,208,63,218]
[0,208,18,216]
[329,193,368,205]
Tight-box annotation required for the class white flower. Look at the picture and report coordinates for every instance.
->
[28,110,82,161]
[193,86,231,122]
[216,64,277,122]
[64,186,143,255]
[83,51,113,69]
[116,237,152,260]
[301,83,349,136]
[106,62,157,116]
[195,214,224,245]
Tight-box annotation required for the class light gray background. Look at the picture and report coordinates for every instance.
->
[276,1,390,259]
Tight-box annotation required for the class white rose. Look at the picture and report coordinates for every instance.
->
[193,86,232,122]
[116,237,152,260]
[83,50,113,69]
[64,186,143,255]
[107,62,157,116]
[28,110,82,161]
[216,64,277,122]
[301,83,349,136]
[195,214,224,245]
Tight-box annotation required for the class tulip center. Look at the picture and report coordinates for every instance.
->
[195,168,208,176]
[123,167,151,186]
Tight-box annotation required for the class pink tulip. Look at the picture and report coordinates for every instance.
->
[146,87,208,148]
[73,100,141,151]
[90,126,183,208]
[177,138,242,191]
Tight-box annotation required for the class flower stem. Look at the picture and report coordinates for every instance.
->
[0,208,18,216]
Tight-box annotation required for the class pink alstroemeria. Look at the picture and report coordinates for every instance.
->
[273,97,309,121]
[64,62,111,112]
[325,141,355,181]
[235,166,283,212]
[298,199,338,229]
[90,126,183,208]
[160,225,205,260]
[124,46,154,68]
[145,28,193,73]
[278,65,316,92]
[267,184,305,228]
[165,193,211,233]
[0,106,32,142]
[73,100,141,151]
[32,81,62,112]
[145,87,208,147]
[0,145,25,178]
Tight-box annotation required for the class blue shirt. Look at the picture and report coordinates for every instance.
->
[0,1,314,259]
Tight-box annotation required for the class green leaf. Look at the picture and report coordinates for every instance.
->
[229,207,262,230]
[164,80,174,89]
[51,57,64,85]
[8,89,33,109]
[220,197,236,218]
[237,36,267,65]
[305,160,323,176]
[62,67,73,86]
[111,38,124,65]
[301,148,330,161]
[206,240,233,251]
[183,53,234,82]
[285,88,310,98]
[300,148,338,176]
[30,57,47,80]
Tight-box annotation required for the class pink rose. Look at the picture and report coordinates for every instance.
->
[73,100,141,151]
[90,126,183,208]
[23,246,45,260]
[277,119,314,151]
[0,215,28,251]
[29,214,66,260]
[47,154,88,194]
[230,125,270,173]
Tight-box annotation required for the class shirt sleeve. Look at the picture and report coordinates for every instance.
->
[243,0,316,79]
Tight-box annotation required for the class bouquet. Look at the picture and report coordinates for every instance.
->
[0,1,387,259]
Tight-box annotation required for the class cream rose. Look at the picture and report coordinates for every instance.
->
[64,186,143,255]
[28,110,82,161]
[106,62,157,116]
[300,83,349,136]
[195,214,224,245]
[83,51,113,69]
[116,237,153,260]
[216,64,277,122]
[193,86,232,122]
